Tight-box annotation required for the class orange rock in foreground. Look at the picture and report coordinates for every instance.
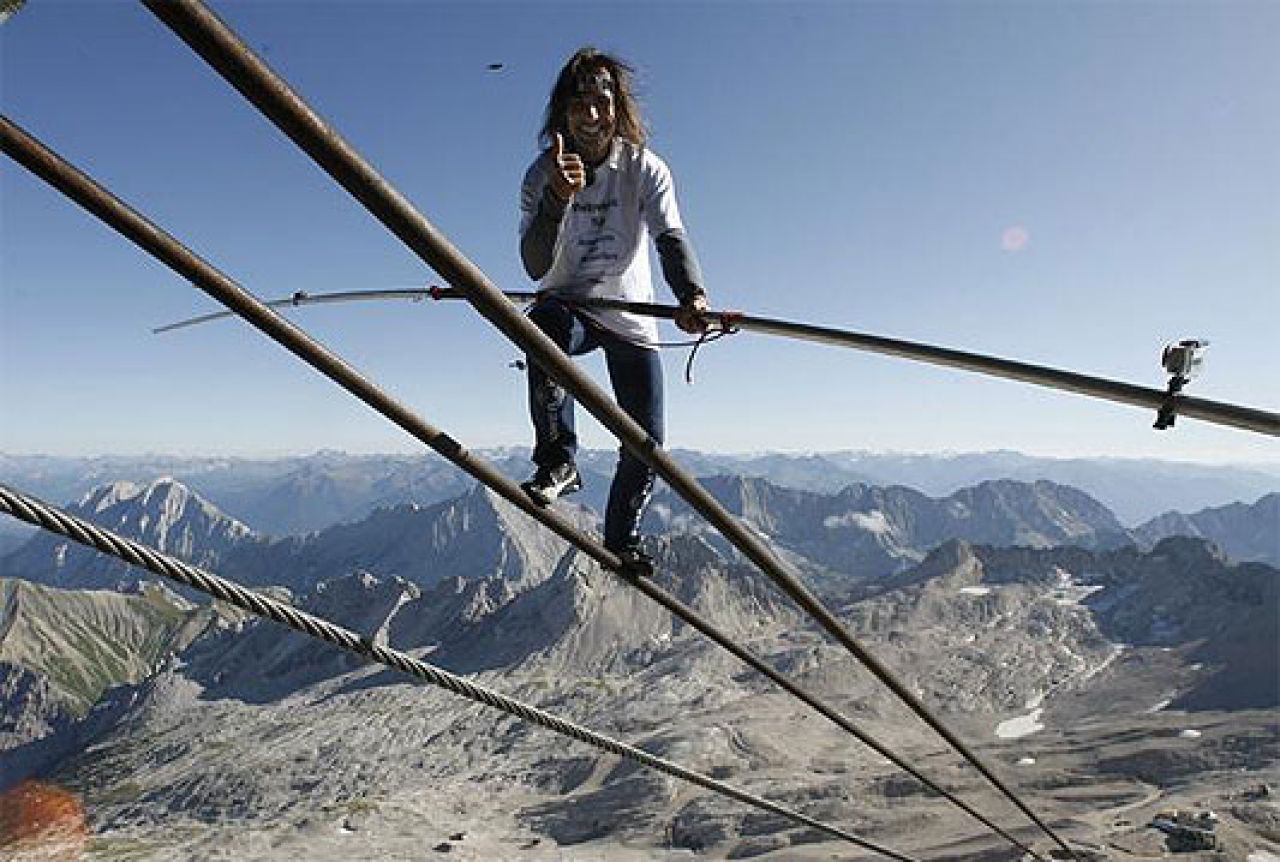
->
[0,780,89,861]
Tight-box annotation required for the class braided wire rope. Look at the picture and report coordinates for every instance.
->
[0,114,1049,861]
[135,3,1082,856]
[0,483,924,862]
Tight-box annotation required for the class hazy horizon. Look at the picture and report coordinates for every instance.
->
[3,445,1279,473]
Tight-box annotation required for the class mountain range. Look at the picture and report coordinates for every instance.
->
[3,449,1276,539]
[646,475,1140,580]
[1133,492,1280,565]
[0,465,1276,859]
[4,474,1275,600]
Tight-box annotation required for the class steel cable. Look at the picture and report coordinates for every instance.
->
[0,114,1046,860]
[132,3,1082,856]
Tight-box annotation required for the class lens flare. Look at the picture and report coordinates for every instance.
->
[1001,225,1029,252]
[0,780,89,860]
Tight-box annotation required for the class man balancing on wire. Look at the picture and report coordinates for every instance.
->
[518,47,710,577]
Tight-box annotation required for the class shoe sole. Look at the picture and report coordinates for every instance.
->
[611,550,654,579]
[521,478,581,507]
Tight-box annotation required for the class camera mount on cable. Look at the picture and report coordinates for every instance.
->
[1154,339,1209,430]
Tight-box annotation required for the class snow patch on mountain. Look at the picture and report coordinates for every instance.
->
[995,708,1045,739]
[822,509,893,534]
[1047,567,1105,605]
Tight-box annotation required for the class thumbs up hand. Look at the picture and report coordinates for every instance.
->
[549,132,587,202]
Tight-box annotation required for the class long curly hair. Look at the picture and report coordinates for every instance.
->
[539,47,647,151]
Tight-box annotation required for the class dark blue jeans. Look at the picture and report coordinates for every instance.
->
[527,298,663,552]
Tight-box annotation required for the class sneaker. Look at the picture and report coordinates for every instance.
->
[521,462,581,506]
[613,545,655,579]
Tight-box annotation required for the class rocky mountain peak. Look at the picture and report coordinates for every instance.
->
[78,480,141,514]
[908,539,984,584]
[313,568,421,606]
[950,479,1124,546]
[1135,493,1279,567]
[73,477,252,550]
[3,479,256,592]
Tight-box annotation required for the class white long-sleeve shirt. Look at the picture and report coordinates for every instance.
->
[519,139,691,346]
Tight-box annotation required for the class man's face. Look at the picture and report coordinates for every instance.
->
[567,70,616,162]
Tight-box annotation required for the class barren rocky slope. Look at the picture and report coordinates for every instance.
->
[2,527,1275,860]
[1,469,1277,860]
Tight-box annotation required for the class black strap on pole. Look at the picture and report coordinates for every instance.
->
[0,114,1046,861]
[135,3,1082,857]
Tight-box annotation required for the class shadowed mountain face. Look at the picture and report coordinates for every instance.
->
[1085,538,1279,711]
[1134,492,1280,566]
[181,533,804,704]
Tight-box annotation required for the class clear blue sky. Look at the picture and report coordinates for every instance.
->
[2,1,1277,464]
